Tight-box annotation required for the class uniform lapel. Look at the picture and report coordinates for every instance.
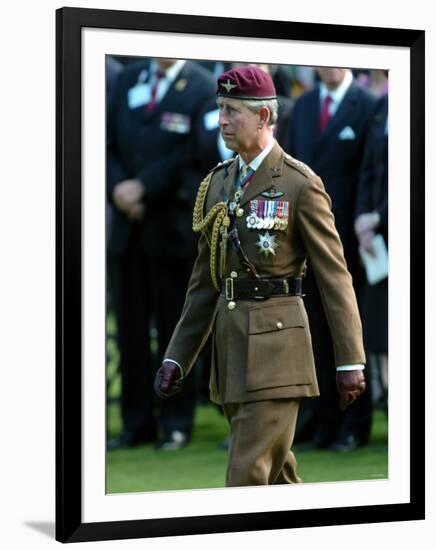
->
[223,157,239,201]
[308,88,323,144]
[239,142,284,207]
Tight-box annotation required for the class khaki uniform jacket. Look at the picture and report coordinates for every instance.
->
[165,142,365,405]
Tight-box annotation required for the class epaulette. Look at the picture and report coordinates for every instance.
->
[209,157,235,175]
[283,154,315,178]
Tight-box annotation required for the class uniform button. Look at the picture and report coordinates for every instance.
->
[227,301,236,311]
[236,208,244,217]
[276,321,283,329]
[230,271,238,278]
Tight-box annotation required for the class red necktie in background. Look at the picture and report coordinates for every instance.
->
[319,95,333,132]
[146,69,165,112]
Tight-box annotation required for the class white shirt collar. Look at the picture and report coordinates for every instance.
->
[151,59,186,83]
[319,70,353,111]
[239,137,275,173]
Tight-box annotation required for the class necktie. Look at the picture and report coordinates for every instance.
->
[146,69,165,112]
[319,95,333,132]
[238,165,254,191]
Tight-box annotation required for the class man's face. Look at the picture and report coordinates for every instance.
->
[317,68,348,90]
[155,58,178,70]
[217,97,260,154]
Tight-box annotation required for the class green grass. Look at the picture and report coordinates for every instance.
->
[106,402,388,493]
[106,311,388,493]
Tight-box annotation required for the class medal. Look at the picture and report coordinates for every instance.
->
[273,216,281,230]
[257,231,278,256]
[247,199,289,231]
[229,201,237,214]
[255,217,264,229]
[246,214,258,229]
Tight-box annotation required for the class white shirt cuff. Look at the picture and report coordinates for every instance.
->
[336,364,365,371]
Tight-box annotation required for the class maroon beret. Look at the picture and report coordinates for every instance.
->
[216,66,277,100]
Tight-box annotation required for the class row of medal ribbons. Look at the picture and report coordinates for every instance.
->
[246,199,289,230]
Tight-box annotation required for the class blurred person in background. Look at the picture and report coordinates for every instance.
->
[107,57,216,451]
[354,68,389,98]
[288,67,377,451]
[106,56,123,246]
[355,90,389,412]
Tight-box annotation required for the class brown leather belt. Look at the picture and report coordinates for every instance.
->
[221,277,303,301]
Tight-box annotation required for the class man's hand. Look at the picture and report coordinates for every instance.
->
[336,370,366,411]
[358,229,376,256]
[112,179,145,220]
[354,212,380,237]
[126,202,145,222]
[154,361,184,399]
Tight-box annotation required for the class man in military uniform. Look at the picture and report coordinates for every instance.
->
[154,66,366,486]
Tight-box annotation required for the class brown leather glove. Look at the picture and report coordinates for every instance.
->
[336,370,366,411]
[154,361,184,399]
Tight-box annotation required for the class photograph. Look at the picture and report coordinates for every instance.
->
[105,55,390,496]
[56,6,424,543]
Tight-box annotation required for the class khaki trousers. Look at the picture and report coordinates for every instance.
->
[222,398,302,487]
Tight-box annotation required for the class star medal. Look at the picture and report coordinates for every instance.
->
[257,231,278,256]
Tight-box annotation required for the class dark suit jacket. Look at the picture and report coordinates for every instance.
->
[355,94,388,242]
[288,79,377,273]
[165,142,365,405]
[107,60,216,257]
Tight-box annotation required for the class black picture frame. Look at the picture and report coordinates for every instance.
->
[56,6,425,543]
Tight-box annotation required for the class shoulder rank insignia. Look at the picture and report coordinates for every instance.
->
[210,157,235,175]
[215,157,235,169]
[284,154,315,178]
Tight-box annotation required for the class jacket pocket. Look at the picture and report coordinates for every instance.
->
[246,302,312,391]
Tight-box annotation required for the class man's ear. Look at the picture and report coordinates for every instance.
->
[258,106,270,128]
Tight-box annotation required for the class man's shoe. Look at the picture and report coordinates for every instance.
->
[156,430,189,451]
[295,435,333,451]
[107,430,157,450]
[329,434,363,452]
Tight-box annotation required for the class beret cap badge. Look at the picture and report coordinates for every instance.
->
[220,79,237,93]
[217,66,277,100]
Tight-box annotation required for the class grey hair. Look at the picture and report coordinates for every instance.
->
[241,98,279,126]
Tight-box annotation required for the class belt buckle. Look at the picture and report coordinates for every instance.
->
[225,278,234,301]
[283,279,290,295]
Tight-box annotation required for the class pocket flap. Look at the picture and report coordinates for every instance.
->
[249,303,305,334]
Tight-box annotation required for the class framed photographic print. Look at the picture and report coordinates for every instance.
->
[56,6,425,543]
